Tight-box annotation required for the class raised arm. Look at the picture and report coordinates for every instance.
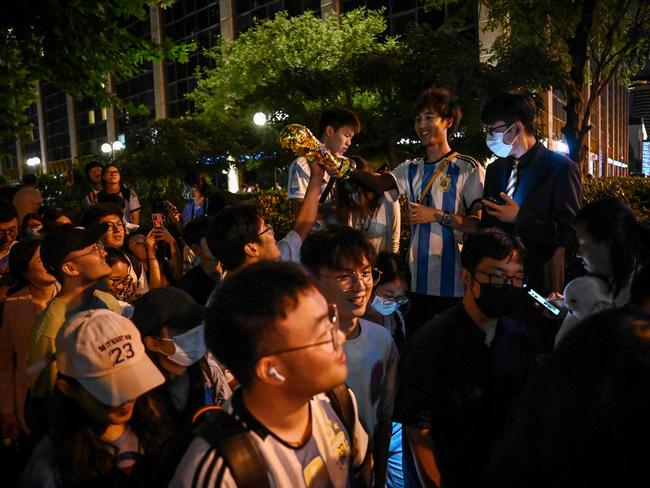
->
[292,159,326,242]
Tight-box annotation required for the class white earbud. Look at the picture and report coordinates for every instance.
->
[268,366,286,382]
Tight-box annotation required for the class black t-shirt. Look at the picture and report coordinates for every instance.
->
[394,303,534,488]
[178,265,218,306]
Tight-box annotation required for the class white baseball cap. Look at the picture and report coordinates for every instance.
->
[55,309,165,406]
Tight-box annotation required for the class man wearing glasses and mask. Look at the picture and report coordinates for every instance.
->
[481,91,582,296]
[171,261,370,487]
[302,226,399,488]
[394,229,535,488]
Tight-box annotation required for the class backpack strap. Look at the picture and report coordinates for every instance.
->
[326,384,355,454]
[193,408,270,488]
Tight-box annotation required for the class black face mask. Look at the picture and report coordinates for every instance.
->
[474,282,523,317]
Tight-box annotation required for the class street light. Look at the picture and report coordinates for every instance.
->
[101,140,125,159]
[253,112,267,126]
[26,156,41,167]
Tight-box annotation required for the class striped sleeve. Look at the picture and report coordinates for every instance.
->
[170,438,237,488]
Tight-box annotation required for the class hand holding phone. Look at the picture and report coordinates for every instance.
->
[525,285,561,317]
[152,213,164,228]
[485,195,506,206]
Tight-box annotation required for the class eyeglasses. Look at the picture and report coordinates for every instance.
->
[257,224,274,237]
[69,241,106,260]
[473,269,527,288]
[334,268,382,292]
[263,304,340,356]
[107,275,133,288]
[105,221,124,233]
[483,123,509,137]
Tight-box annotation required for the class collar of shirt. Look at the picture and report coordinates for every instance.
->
[513,139,542,170]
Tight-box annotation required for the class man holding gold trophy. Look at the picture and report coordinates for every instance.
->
[285,107,361,220]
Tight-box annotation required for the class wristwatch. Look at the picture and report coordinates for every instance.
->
[441,212,452,227]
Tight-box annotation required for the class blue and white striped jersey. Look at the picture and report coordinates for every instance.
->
[389,153,484,297]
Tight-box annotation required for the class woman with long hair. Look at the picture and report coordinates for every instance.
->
[19,310,169,487]
[335,156,400,253]
[551,197,650,345]
[0,240,59,444]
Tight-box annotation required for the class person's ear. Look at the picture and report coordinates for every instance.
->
[143,336,159,353]
[461,267,473,289]
[61,261,80,278]
[56,377,76,398]
[255,357,285,385]
[243,242,259,258]
[323,125,334,138]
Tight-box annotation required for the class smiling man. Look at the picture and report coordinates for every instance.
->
[336,87,485,331]
[302,225,399,487]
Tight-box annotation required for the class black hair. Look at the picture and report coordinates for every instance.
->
[576,198,650,297]
[0,198,17,223]
[483,310,650,487]
[414,87,462,132]
[22,173,38,186]
[375,252,410,290]
[51,377,170,485]
[83,160,103,179]
[104,247,130,268]
[96,191,126,209]
[81,203,123,229]
[481,91,537,134]
[205,261,318,388]
[318,106,361,137]
[334,156,382,226]
[183,215,211,247]
[101,163,132,203]
[41,207,71,226]
[207,204,262,271]
[630,262,650,308]
[461,228,526,273]
[9,239,42,286]
[301,225,377,276]
[22,212,42,229]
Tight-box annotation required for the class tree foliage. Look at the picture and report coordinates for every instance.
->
[477,0,650,171]
[191,7,491,168]
[0,1,192,145]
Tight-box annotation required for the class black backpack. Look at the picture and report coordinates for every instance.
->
[191,384,356,488]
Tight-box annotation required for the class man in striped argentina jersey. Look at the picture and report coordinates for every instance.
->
[170,261,370,488]
[336,87,485,331]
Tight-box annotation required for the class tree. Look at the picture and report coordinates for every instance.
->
[478,0,650,172]
[0,1,192,146]
[191,7,491,168]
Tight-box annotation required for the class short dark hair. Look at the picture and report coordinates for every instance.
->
[104,247,131,268]
[133,286,205,338]
[301,225,377,276]
[414,87,462,132]
[481,91,537,133]
[375,252,411,290]
[205,261,318,387]
[0,198,17,223]
[96,192,126,209]
[41,207,71,226]
[318,106,361,137]
[84,160,103,179]
[81,203,123,229]
[9,239,41,285]
[461,228,526,273]
[207,204,262,271]
[183,216,211,247]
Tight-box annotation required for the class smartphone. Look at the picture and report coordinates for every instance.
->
[485,195,506,206]
[152,213,164,228]
[525,285,561,317]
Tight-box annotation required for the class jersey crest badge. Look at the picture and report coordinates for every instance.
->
[438,175,451,192]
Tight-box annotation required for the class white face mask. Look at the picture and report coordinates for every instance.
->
[486,123,518,158]
[370,295,400,316]
[159,324,206,367]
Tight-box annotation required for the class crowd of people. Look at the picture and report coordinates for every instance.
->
[0,88,649,488]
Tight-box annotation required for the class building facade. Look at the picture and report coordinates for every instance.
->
[1,0,631,179]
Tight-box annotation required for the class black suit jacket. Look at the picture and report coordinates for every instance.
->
[482,142,582,289]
